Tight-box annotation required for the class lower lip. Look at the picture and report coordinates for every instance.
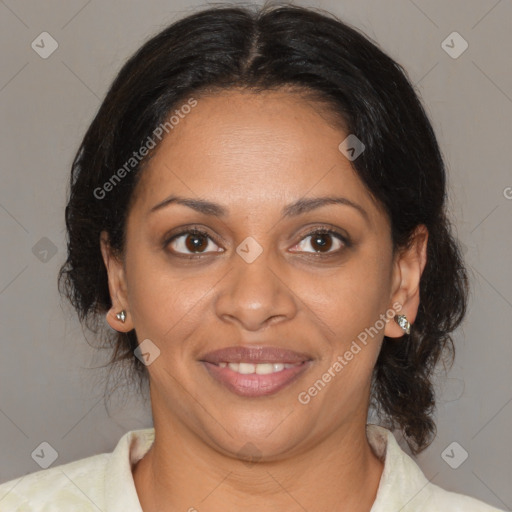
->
[202,361,311,397]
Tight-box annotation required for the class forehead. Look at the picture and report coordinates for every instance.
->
[132,89,385,226]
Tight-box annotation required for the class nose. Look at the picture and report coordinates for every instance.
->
[214,246,298,332]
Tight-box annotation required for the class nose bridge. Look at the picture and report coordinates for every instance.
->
[214,237,297,330]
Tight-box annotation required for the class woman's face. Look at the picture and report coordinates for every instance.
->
[102,89,426,460]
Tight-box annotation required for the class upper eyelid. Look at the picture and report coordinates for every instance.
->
[167,225,348,241]
[291,229,348,251]
[167,226,349,253]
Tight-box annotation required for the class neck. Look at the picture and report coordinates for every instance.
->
[133,416,384,512]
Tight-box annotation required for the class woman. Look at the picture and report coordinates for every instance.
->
[0,3,504,511]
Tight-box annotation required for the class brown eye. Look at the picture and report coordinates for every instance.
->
[310,232,333,252]
[185,233,208,252]
[291,229,347,255]
[168,229,222,255]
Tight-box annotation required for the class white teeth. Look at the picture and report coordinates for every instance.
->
[256,363,274,375]
[238,362,255,374]
[220,362,299,374]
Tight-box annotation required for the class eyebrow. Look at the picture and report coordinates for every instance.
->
[149,195,369,223]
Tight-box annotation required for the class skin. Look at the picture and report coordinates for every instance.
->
[100,88,428,512]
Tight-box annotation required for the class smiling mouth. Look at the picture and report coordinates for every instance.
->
[216,361,302,374]
[202,360,311,397]
[199,345,313,397]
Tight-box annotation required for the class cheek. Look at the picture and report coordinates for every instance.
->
[124,248,217,347]
[301,246,391,345]
[296,256,390,413]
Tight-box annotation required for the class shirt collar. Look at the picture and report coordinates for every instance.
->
[104,424,431,511]
[104,427,155,512]
[366,423,433,511]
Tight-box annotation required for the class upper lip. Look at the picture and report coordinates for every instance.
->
[200,346,312,364]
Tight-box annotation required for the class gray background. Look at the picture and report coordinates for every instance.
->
[0,0,511,509]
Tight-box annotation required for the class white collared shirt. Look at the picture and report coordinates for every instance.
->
[0,424,504,511]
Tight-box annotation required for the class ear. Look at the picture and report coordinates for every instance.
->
[99,231,134,332]
[384,225,428,338]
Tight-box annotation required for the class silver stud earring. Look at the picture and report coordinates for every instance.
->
[394,314,411,335]
[116,310,127,323]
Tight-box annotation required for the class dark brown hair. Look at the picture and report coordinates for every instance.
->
[58,2,468,455]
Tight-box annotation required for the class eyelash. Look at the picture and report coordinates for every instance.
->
[164,226,351,259]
